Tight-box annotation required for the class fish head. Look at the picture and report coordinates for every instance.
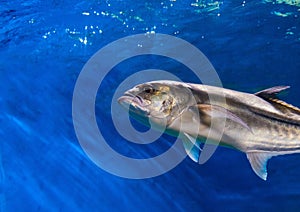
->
[118,81,195,127]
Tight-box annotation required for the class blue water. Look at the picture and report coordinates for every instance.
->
[1,0,300,211]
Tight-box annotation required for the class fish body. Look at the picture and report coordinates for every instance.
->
[118,80,300,180]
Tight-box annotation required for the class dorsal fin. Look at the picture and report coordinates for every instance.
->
[268,98,300,114]
[255,86,290,99]
[255,86,300,114]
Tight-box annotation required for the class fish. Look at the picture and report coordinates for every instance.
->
[118,80,300,180]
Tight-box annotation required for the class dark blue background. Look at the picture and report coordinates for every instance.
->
[1,0,300,211]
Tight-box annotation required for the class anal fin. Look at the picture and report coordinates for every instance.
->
[246,152,276,180]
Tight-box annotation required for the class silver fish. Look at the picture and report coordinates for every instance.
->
[118,80,300,180]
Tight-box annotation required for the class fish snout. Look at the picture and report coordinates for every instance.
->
[118,93,148,108]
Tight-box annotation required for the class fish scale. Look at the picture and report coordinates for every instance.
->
[223,103,300,151]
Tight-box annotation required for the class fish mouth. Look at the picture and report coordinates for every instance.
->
[118,93,149,115]
[118,92,142,105]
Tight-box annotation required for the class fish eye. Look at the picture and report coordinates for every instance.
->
[144,87,155,94]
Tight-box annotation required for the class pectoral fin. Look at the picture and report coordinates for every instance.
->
[246,152,276,180]
[181,133,202,163]
[195,104,251,132]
